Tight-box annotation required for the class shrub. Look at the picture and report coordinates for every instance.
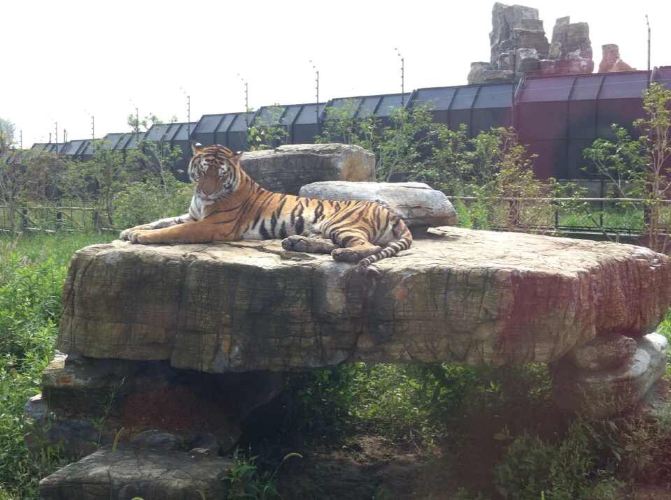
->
[114,177,192,229]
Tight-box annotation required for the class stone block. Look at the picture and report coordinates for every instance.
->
[39,447,232,500]
[240,144,375,195]
[298,181,457,230]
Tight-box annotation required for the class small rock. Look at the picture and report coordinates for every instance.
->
[189,433,220,455]
[130,430,184,451]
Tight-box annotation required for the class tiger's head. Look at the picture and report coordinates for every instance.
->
[188,144,242,201]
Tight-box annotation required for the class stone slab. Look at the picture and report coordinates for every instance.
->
[39,447,231,500]
[57,227,671,371]
[240,143,375,195]
[298,181,457,229]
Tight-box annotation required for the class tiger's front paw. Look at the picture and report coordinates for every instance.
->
[120,225,150,242]
[122,229,152,244]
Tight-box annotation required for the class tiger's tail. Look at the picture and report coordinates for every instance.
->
[357,218,413,268]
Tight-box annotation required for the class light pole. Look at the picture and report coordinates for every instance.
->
[236,74,250,126]
[646,15,651,74]
[309,60,320,126]
[180,87,192,137]
[394,48,405,105]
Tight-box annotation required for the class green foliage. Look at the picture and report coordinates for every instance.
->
[226,448,301,499]
[317,99,378,152]
[584,83,671,252]
[114,176,192,228]
[288,362,553,446]
[0,118,14,154]
[0,233,111,498]
[494,421,622,500]
[248,106,288,151]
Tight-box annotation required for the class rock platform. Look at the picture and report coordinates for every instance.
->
[37,226,671,497]
[58,227,671,371]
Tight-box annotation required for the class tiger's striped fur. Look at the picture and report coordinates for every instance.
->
[120,144,412,268]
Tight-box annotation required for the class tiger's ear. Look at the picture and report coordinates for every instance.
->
[191,142,203,155]
[231,150,243,163]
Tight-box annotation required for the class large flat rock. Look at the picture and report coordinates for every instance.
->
[58,227,671,371]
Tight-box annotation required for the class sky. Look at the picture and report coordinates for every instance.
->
[1,0,670,147]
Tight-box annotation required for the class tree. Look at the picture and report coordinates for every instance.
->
[317,99,378,152]
[584,83,671,252]
[127,112,163,134]
[247,106,289,151]
[0,117,15,154]
[637,83,671,252]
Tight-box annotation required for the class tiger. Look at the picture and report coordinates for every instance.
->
[120,144,412,268]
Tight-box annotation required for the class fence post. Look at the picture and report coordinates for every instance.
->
[56,210,63,231]
[93,210,100,232]
[20,208,28,231]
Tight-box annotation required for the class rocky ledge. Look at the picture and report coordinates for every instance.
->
[58,227,671,371]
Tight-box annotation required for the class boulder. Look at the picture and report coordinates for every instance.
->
[57,227,671,371]
[468,68,515,85]
[490,3,543,64]
[515,47,541,73]
[39,447,231,500]
[548,17,593,73]
[468,62,495,84]
[599,44,635,73]
[298,181,457,230]
[512,29,549,58]
[553,333,668,418]
[240,144,375,195]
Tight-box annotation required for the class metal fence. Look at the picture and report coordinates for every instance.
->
[0,204,116,233]
[1,198,669,241]
[448,196,671,242]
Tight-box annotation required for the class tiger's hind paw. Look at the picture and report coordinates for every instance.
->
[331,246,381,263]
[282,235,336,254]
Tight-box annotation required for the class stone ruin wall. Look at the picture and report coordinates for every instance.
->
[468,2,635,84]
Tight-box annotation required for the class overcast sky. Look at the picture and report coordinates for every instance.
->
[2,0,670,147]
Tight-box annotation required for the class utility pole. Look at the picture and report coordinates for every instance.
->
[179,87,192,137]
[55,122,58,144]
[237,74,249,126]
[135,107,140,136]
[19,130,23,149]
[91,115,95,140]
[310,60,320,126]
[187,94,191,137]
[395,48,405,105]
[48,132,52,144]
[63,129,67,143]
[646,15,651,74]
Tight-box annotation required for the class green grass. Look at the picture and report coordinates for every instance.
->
[0,232,112,499]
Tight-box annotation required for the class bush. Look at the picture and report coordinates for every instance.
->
[494,421,622,500]
[113,177,192,229]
